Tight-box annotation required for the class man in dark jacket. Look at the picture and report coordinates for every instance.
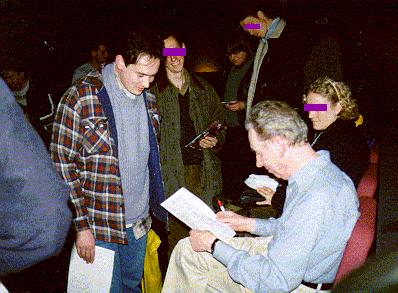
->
[0,78,71,277]
[240,8,310,117]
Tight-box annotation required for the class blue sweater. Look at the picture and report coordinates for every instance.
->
[0,79,72,276]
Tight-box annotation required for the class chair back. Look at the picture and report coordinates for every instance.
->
[356,145,379,198]
[334,197,377,283]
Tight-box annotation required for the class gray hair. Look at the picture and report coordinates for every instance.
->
[245,101,308,145]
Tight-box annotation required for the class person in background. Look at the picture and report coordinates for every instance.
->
[237,5,312,208]
[162,100,359,292]
[0,78,71,277]
[259,77,370,215]
[2,60,53,146]
[51,30,167,292]
[223,31,253,127]
[152,32,225,254]
[219,31,255,202]
[240,5,310,117]
[72,41,109,84]
[305,77,370,184]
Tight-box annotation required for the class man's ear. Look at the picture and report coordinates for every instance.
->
[182,42,186,49]
[115,55,126,70]
[257,11,266,20]
[91,50,97,58]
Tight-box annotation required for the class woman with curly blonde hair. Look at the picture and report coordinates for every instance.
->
[303,77,361,126]
[262,77,370,216]
[303,77,369,186]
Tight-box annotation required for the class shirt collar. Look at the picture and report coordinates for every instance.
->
[262,17,281,43]
[288,150,331,193]
[178,69,190,95]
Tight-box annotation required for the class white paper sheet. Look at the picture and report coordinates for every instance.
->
[67,244,114,293]
[0,282,9,293]
[244,174,279,191]
[161,187,236,242]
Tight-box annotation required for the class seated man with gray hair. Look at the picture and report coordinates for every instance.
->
[162,101,359,292]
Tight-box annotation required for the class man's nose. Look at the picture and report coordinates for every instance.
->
[308,111,315,119]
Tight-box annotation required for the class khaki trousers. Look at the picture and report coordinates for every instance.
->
[162,237,331,293]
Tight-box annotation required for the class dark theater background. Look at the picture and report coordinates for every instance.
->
[1,0,397,292]
[1,0,397,128]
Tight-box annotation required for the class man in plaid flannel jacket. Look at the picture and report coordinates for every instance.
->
[51,30,167,292]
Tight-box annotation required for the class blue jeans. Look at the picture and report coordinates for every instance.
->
[96,229,147,293]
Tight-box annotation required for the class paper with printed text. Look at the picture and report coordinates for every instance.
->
[161,187,236,242]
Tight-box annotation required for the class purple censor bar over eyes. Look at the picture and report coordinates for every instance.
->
[304,104,328,111]
[244,23,261,30]
[163,48,186,56]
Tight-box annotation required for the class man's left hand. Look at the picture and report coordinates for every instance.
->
[189,230,217,252]
[199,136,218,149]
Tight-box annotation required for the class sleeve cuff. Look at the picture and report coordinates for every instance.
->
[212,240,238,266]
[74,217,90,232]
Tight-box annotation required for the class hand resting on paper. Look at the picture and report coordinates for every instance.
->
[216,211,256,233]
[256,187,276,205]
[188,211,254,252]
[76,229,96,263]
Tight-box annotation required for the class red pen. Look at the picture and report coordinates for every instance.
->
[217,199,226,212]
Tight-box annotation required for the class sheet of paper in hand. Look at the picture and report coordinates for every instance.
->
[161,187,236,242]
[67,245,114,293]
[184,120,227,149]
[244,174,280,191]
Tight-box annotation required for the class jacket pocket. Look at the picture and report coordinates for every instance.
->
[81,117,111,154]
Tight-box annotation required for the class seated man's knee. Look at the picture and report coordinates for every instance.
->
[173,237,191,255]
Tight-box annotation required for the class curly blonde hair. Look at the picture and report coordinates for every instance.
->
[302,77,360,120]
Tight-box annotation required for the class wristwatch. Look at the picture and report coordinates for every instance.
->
[210,239,220,255]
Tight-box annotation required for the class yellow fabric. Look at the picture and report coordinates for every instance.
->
[141,229,163,293]
[355,114,363,127]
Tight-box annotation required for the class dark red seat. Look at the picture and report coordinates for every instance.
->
[335,145,379,284]
[334,196,377,283]
[356,163,378,198]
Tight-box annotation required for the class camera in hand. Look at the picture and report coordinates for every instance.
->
[185,120,227,149]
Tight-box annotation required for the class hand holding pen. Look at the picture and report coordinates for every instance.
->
[217,199,226,212]
[216,210,256,233]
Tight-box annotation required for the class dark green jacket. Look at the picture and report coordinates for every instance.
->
[153,71,225,206]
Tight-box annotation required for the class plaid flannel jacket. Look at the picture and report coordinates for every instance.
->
[50,71,166,244]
